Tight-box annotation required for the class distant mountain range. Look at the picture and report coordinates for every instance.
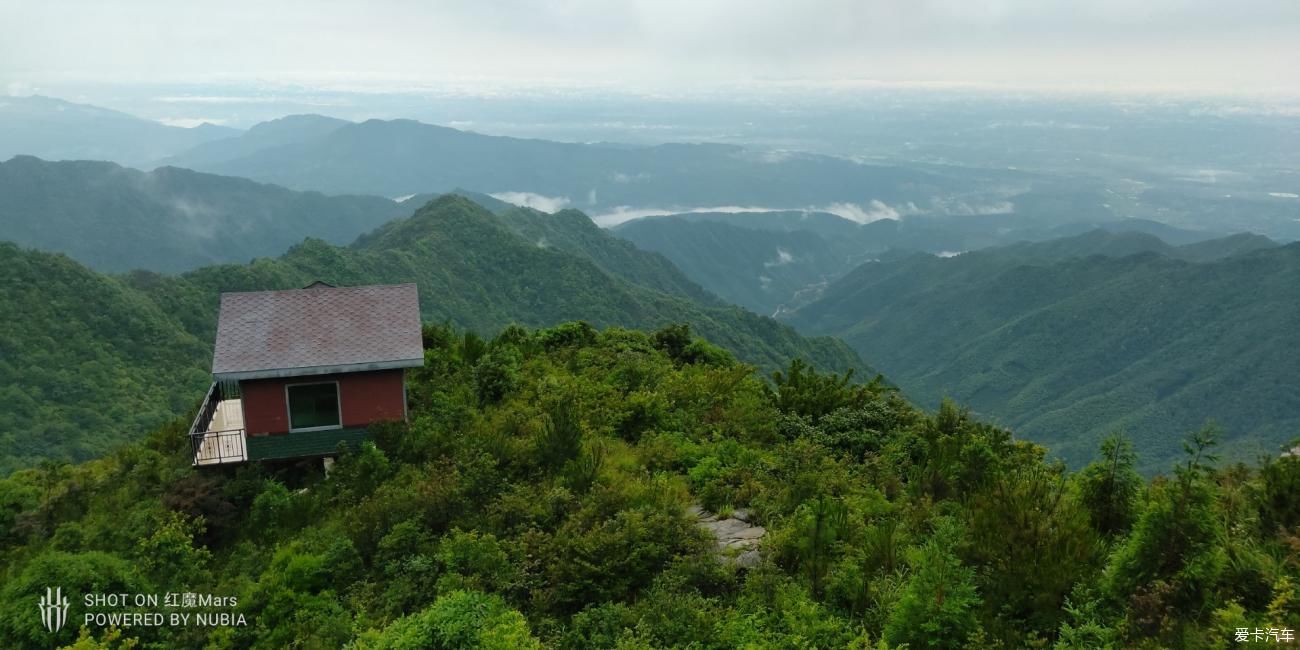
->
[0,195,864,473]
[783,229,1297,471]
[0,95,237,165]
[613,209,1227,314]
[157,113,1007,211]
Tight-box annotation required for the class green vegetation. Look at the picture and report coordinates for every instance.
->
[614,216,845,314]
[0,195,862,473]
[0,243,210,472]
[0,156,413,273]
[613,212,1244,314]
[496,208,720,306]
[1,322,1296,648]
[787,234,1300,472]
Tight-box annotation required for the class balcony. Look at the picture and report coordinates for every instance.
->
[189,381,373,466]
[189,382,247,466]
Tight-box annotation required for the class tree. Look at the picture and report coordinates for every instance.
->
[1076,433,1142,537]
[884,530,982,649]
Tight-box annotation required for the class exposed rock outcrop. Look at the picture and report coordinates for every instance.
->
[688,505,765,568]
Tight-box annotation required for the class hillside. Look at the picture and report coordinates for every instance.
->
[615,217,846,314]
[0,156,413,273]
[494,207,720,306]
[613,211,1229,314]
[786,233,1299,471]
[0,95,237,165]
[1,321,1295,648]
[0,196,864,472]
[0,244,210,473]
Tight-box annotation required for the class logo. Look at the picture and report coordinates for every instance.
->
[38,587,70,633]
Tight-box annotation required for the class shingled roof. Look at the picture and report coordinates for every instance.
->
[212,283,424,381]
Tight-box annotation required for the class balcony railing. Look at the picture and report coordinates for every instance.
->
[189,382,247,466]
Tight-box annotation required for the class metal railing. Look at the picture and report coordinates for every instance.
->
[189,382,247,466]
[190,427,248,465]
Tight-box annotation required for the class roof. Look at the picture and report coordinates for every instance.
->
[212,283,424,381]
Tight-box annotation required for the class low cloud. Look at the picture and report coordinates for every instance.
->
[592,204,786,227]
[931,199,1014,216]
[764,248,795,267]
[6,81,37,97]
[489,191,571,213]
[611,172,650,183]
[816,200,911,223]
[158,117,229,128]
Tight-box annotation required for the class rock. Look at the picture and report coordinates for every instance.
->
[689,504,765,567]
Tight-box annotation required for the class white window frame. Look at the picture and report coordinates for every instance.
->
[284,380,343,432]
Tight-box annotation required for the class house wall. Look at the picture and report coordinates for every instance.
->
[241,369,407,436]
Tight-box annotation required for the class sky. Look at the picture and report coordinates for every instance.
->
[1,0,1299,97]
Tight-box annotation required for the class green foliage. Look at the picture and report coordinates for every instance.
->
[353,590,540,650]
[767,358,881,421]
[883,524,983,649]
[1257,453,1300,533]
[788,232,1300,472]
[1077,433,1143,537]
[0,322,1294,648]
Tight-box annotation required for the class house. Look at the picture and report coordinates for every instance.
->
[189,282,424,466]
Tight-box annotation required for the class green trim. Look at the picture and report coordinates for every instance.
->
[246,427,370,461]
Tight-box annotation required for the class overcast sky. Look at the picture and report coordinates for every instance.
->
[2,0,1298,97]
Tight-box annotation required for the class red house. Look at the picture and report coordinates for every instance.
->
[189,282,424,466]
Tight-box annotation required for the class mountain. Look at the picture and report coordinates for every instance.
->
[613,209,1228,313]
[0,156,415,273]
[155,113,350,169]
[0,195,865,473]
[0,95,238,165]
[615,217,847,314]
[492,208,720,305]
[785,232,1297,471]
[0,243,210,472]
[160,117,978,208]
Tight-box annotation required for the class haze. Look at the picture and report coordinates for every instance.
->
[3,0,1299,98]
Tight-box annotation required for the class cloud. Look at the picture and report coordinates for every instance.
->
[157,117,229,127]
[489,191,571,213]
[591,204,788,227]
[816,200,907,224]
[929,199,1015,216]
[764,248,795,268]
[611,172,649,183]
[5,81,36,97]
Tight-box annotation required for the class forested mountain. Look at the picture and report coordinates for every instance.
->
[158,116,981,207]
[615,217,846,314]
[2,321,1296,648]
[0,95,237,165]
[613,210,1228,313]
[786,232,1298,471]
[0,195,863,473]
[0,244,211,472]
[0,156,413,273]
[493,207,720,306]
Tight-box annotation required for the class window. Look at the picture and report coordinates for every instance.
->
[286,382,341,431]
